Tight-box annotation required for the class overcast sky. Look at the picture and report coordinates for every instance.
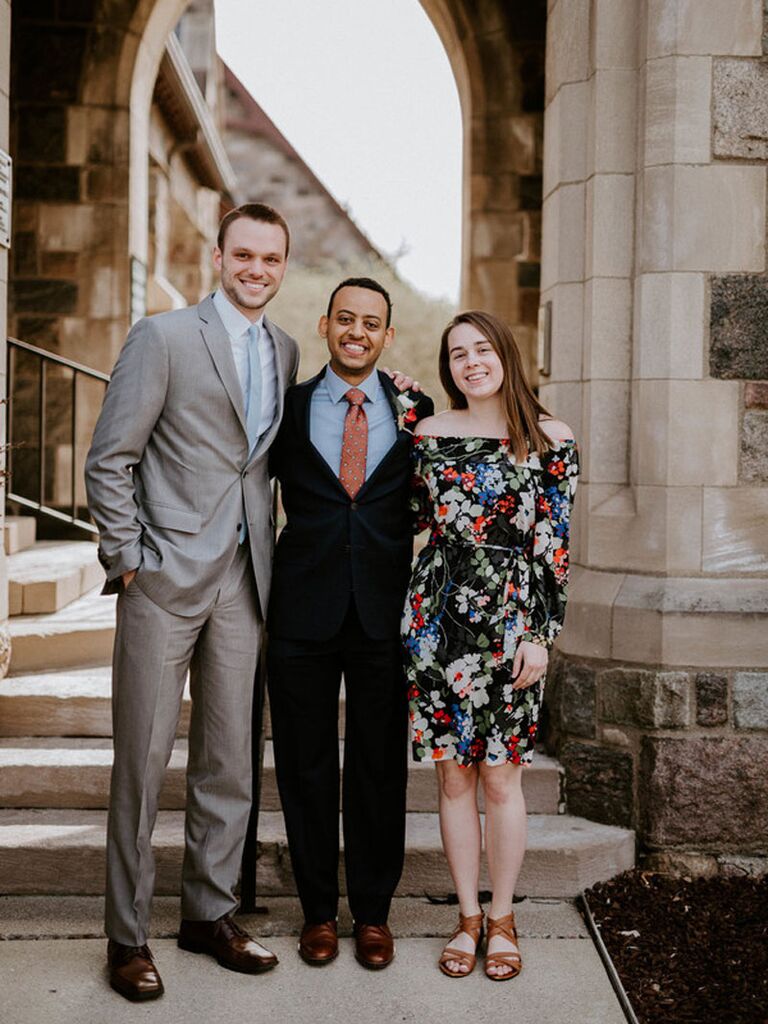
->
[215,0,462,302]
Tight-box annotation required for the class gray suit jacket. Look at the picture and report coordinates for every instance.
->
[84,294,300,618]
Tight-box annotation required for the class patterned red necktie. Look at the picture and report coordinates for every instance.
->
[339,387,368,498]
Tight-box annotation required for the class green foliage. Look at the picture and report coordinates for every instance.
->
[268,258,456,407]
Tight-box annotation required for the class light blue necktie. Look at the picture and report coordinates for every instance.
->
[245,322,263,453]
[239,323,263,544]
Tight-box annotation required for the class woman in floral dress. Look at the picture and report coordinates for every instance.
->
[401,311,578,980]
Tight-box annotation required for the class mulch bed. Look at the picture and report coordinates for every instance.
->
[583,870,768,1024]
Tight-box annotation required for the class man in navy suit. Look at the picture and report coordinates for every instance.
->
[267,278,433,970]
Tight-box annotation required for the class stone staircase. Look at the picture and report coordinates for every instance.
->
[0,516,635,900]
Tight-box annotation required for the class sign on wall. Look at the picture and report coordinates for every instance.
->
[0,150,12,249]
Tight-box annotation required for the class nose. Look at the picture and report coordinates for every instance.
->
[347,319,364,338]
[248,258,267,278]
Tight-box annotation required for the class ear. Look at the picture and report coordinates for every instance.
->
[383,326,395,349]
[318,315,329,339]
[213,247,222,272]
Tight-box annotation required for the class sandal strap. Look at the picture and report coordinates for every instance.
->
[450,911,484,944]
[487,912,518,944]
[439,945,477,969]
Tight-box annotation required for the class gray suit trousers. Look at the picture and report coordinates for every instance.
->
[105,544,261,945]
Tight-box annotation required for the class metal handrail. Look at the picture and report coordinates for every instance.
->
[5,336,110,535]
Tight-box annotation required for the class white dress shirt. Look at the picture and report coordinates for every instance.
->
[212,289,277,440]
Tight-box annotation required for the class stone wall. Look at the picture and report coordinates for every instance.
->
[540,0,768,872]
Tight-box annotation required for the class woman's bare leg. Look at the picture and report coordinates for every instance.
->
[436,760,481,974]
[481,762,526,978]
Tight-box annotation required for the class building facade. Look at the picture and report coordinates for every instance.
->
[0,0,766,868]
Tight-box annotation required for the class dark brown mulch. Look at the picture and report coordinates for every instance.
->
[584,870,768,1024]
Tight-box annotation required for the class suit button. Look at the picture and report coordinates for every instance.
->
[236,523,242,532]
[241,470,247,479]
[350,502,358,510]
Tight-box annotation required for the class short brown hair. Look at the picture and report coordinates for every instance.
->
[217,202,290,258]
[439,310,552,462]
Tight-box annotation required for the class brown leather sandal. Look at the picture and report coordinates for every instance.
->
[485,912,522,981]
[438,911,484,978]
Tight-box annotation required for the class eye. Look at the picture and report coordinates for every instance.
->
[364,321,379,330]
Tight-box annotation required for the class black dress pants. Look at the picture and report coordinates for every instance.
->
[267,601,408,925]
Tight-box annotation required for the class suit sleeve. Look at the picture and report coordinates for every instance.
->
[84,317,169,584]
[410,393,435,534]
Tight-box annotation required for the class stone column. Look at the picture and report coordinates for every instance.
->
[0,0,11,677]
[541,0,768,871]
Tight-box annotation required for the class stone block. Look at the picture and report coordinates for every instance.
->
[583,277,631,380]
[640,736,768,847]
[745,383,768,409]
[695,673,729,726]
[585,174,634,279]
[557,566,625,660]
[600,667,691,728]
[710,275,768,379]
[541,281,583,382]
[543,81,589,199]
[17,106,67,163]
[545,0,590,103]
[560,741,634,827]
[633,378,739,487]
[588,69,636,175]
[713,58,768,159]
[740,410,768,482]
[592,0,639,69]
[541,183,585,290]
[581,379,630,485]
[702,486,768,574]
[559,660,596,739]
[646,0,763,58]
[634,273,706,380]
[10,280,78,315]
[641,165,766,273]
[643,56,712,167]
[14,167,80,202]
[470,212,524,261]
[733,672,768,729]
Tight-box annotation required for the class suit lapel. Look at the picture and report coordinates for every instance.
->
[197,295,248,437]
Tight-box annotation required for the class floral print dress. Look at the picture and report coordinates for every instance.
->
[401,435,579,767]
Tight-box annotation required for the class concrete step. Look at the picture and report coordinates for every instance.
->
[8,541,102,615]
[0,739,563,816]
[0,809,635,898]
[7,589,116,674]
[0,668,191,738]
[4,516,38,556]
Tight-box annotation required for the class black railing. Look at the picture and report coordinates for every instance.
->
[6,337,110,534]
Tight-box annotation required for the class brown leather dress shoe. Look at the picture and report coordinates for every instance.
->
[177,913,278,974]
[354,923,395,970]
[107,940,164,1002]
[299,920,338,966]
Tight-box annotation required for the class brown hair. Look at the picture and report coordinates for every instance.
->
[438,310,552,462]
[217,202,290,258]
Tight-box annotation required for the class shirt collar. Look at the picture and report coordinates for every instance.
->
[212,289,265,340]
[324,365,381,405]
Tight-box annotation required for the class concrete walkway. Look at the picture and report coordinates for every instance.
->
[0,897,624,1024]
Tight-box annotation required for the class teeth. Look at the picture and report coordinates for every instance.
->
[466,372,487,381]
[343,343,366,354]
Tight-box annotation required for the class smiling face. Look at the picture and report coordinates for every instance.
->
[446,321,505,401]
[319,286,394,383]
[213,217,288,320]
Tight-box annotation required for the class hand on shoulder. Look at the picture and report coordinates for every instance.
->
[539,417,575,443]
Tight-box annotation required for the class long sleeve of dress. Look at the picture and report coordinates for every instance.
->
[524,442,579,649]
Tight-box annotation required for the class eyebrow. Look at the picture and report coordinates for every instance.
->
[335,308,382,321]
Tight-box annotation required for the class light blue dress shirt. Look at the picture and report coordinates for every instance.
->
[212,289,276,439]
[310,366,397,481]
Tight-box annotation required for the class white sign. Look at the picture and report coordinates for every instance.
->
[0,150,11,249]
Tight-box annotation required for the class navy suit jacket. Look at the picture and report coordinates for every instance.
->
[268,369,434,641]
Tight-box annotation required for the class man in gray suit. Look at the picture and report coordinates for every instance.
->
[85,203,299,1002]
